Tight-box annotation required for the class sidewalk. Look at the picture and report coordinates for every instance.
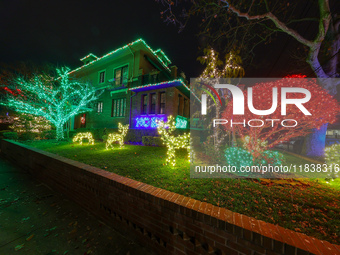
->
[0,156,152,255]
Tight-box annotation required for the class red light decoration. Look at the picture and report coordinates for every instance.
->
[222,77,340,158]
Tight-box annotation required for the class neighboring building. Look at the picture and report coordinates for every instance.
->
[69,38,191,130]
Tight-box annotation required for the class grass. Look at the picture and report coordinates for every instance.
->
[24,140,340,244]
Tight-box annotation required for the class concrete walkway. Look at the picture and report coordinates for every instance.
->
[0,156,152,255]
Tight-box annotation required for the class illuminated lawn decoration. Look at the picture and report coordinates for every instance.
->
[175,115,188,129]
[73,132,94,145]
[106,123,129,149]
[135,116,166,128]
[157,116,190,166]
[1,67,101,141]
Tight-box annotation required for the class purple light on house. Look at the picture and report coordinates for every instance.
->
[135,116,167,128]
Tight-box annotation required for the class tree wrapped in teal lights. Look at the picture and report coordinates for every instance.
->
[2,67,100,140]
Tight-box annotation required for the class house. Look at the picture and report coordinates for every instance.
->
[69,38,191,131]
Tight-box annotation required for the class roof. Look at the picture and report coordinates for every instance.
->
[129,79,200,101]
[69,38,172,75]
[80,53,98,62]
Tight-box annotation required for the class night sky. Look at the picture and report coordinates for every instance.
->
[0,0,335,78]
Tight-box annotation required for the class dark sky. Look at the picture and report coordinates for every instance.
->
[0,0,203,77]
[0,0,337,78]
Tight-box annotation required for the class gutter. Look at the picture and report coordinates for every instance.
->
[129,91,137,128]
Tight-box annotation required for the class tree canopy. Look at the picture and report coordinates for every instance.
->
[1,67,101,140]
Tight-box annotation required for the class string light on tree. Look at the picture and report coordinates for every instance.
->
[73,132,95,145]
[10,113,51,134]
[157,115,190,166]
[222,76,340,159]
[1,67,101,141]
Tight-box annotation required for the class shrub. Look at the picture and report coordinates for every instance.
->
[224,147,284,177]
[125,129,159,144]
[225,147,253,170]
[2,132,18,140]
[0,130,11,139]
[202,136,224,163]
[42,130,57,139]
[19,132,38,141]
[191,136,200,146]
[142,136,164,147]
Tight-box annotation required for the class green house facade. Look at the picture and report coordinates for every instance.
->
[69,39,191,130]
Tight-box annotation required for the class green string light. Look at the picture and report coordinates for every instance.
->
[70,38,171,74]
[2,67,101,141]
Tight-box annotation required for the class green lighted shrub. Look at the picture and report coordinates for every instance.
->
[142,136,164,147]
[225,147,253,169]
[255,150,284,166]
[225,147,284,176]
[3,132,18,140]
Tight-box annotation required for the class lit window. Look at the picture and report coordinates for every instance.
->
[159,92,165,114]
[142,95,148,115]
[97,102,103,113]
[99,71,105,84]
[150,93,156,114]
[112,98,126,117]
[114,65,128,86]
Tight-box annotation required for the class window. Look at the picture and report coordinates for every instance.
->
[159,92,165,114]
[99,71,105,84]
[150,93,156,114]
[184,98,188,117]
[97,102,103,113]
[142,95,148,115]
[111,98,126,117]
[114,65,128,86]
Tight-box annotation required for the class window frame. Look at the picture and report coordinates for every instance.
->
[114,64,129,86]
[97,101,103,113]
[150,93,156,115]
[158,91,166,114]
[98,69,106,84]
[111,98,126,117]
[141,94,148,115]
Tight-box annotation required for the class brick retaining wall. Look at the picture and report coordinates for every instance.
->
[1,139,339,255]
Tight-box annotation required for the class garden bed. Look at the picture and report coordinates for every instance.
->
[24,140,340,244]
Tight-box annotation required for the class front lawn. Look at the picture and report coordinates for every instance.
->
[25,140,340,244]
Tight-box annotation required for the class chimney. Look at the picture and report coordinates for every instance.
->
[170,65,178,79]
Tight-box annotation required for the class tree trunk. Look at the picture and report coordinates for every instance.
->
[302,124,328,158]
[56,124,64,141]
